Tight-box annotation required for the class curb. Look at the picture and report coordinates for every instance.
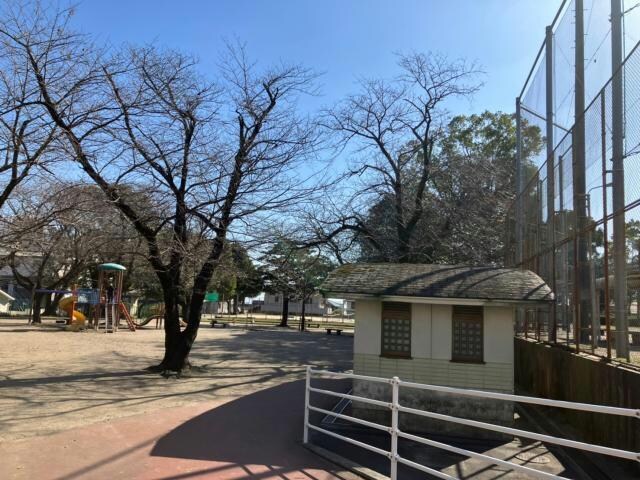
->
[303,442,387,480]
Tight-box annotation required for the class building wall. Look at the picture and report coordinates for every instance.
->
[261,293,329,316]
[202,301,229,315]
[353,300,514,392]
[0,299,11,313]
[0,278,30,309]
[352,299,515,435]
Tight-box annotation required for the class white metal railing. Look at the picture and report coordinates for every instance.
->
[303,367,640,480]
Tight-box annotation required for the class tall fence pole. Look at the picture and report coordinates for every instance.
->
[573,0,591,347]
[558,153,568,340]
[601,93,612,359]
[545,25,557,342]
[515,97,524,332]
[611,0,628,360]
[516,97,523,267]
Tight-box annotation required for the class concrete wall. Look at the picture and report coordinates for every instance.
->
[352,300,515,435]
[515,338,640,451]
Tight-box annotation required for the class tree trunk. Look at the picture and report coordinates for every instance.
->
[280,295,289,327]
[152,281,209,374]
[148,284,188,373]
[43,292,63,316]
[396,228,412,263]
[233,294,239,314]
[180,298,190,326]
[32,292,43,324]
[300,298,306,332]
[156,304,187,371]
[43,294,52,315]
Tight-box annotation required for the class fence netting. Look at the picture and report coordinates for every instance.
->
[508,0,640,365]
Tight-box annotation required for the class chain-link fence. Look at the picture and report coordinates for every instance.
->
[507,0,640,365]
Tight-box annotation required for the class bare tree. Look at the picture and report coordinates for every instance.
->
[0,4,323,372]
[312,53,482,263]
[0,1,57,209]
[0,182,116,322]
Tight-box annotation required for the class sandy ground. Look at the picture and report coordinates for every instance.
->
[0,320,353,442]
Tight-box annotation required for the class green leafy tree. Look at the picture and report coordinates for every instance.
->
[354,111,542,264]
[208,243,262,314]
[317,52,482,264]
[260,241,333,329]
[231,244,263,312]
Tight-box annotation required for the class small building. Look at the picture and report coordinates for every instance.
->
[321,263,553,435]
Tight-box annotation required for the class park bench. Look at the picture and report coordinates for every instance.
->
[326,328,343,335]
[210,319,229,328]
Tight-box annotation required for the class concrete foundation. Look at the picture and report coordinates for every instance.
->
[352,379,513,439]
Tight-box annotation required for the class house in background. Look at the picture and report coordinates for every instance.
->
[261,293,335,316]
[201,301,230,315]
[321,263,553,435]
[0,250,41,312]
[0,288,15,313]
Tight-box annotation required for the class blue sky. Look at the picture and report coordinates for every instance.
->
[71,0,562,116]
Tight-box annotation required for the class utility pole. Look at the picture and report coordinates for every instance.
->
[611,0,628,360]
[573,0,591,347]
[545,25,557,341]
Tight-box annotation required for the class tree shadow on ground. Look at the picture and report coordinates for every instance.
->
[150,373,575,479]
[189,328,353,372]
[0,328,353,441]
[151,377,350,468]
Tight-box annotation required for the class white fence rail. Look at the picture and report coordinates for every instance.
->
[303,367,640,480]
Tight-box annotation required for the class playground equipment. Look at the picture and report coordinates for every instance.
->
[59,294,86,327]
[92,263,136,333]
[134,314,164,328]
[133,301,189,329]
[29,288,80,326]
[27,265,137,333]
[133,302,165,329]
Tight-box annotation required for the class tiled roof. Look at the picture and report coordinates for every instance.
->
[321,263,553,302]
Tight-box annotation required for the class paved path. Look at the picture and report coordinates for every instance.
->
[0,379,357,480]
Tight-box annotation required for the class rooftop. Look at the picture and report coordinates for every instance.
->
[321,263,553,303]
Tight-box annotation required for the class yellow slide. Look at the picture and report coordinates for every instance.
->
[59,296,86,326]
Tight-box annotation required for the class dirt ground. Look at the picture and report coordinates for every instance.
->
[0,320,353,442]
